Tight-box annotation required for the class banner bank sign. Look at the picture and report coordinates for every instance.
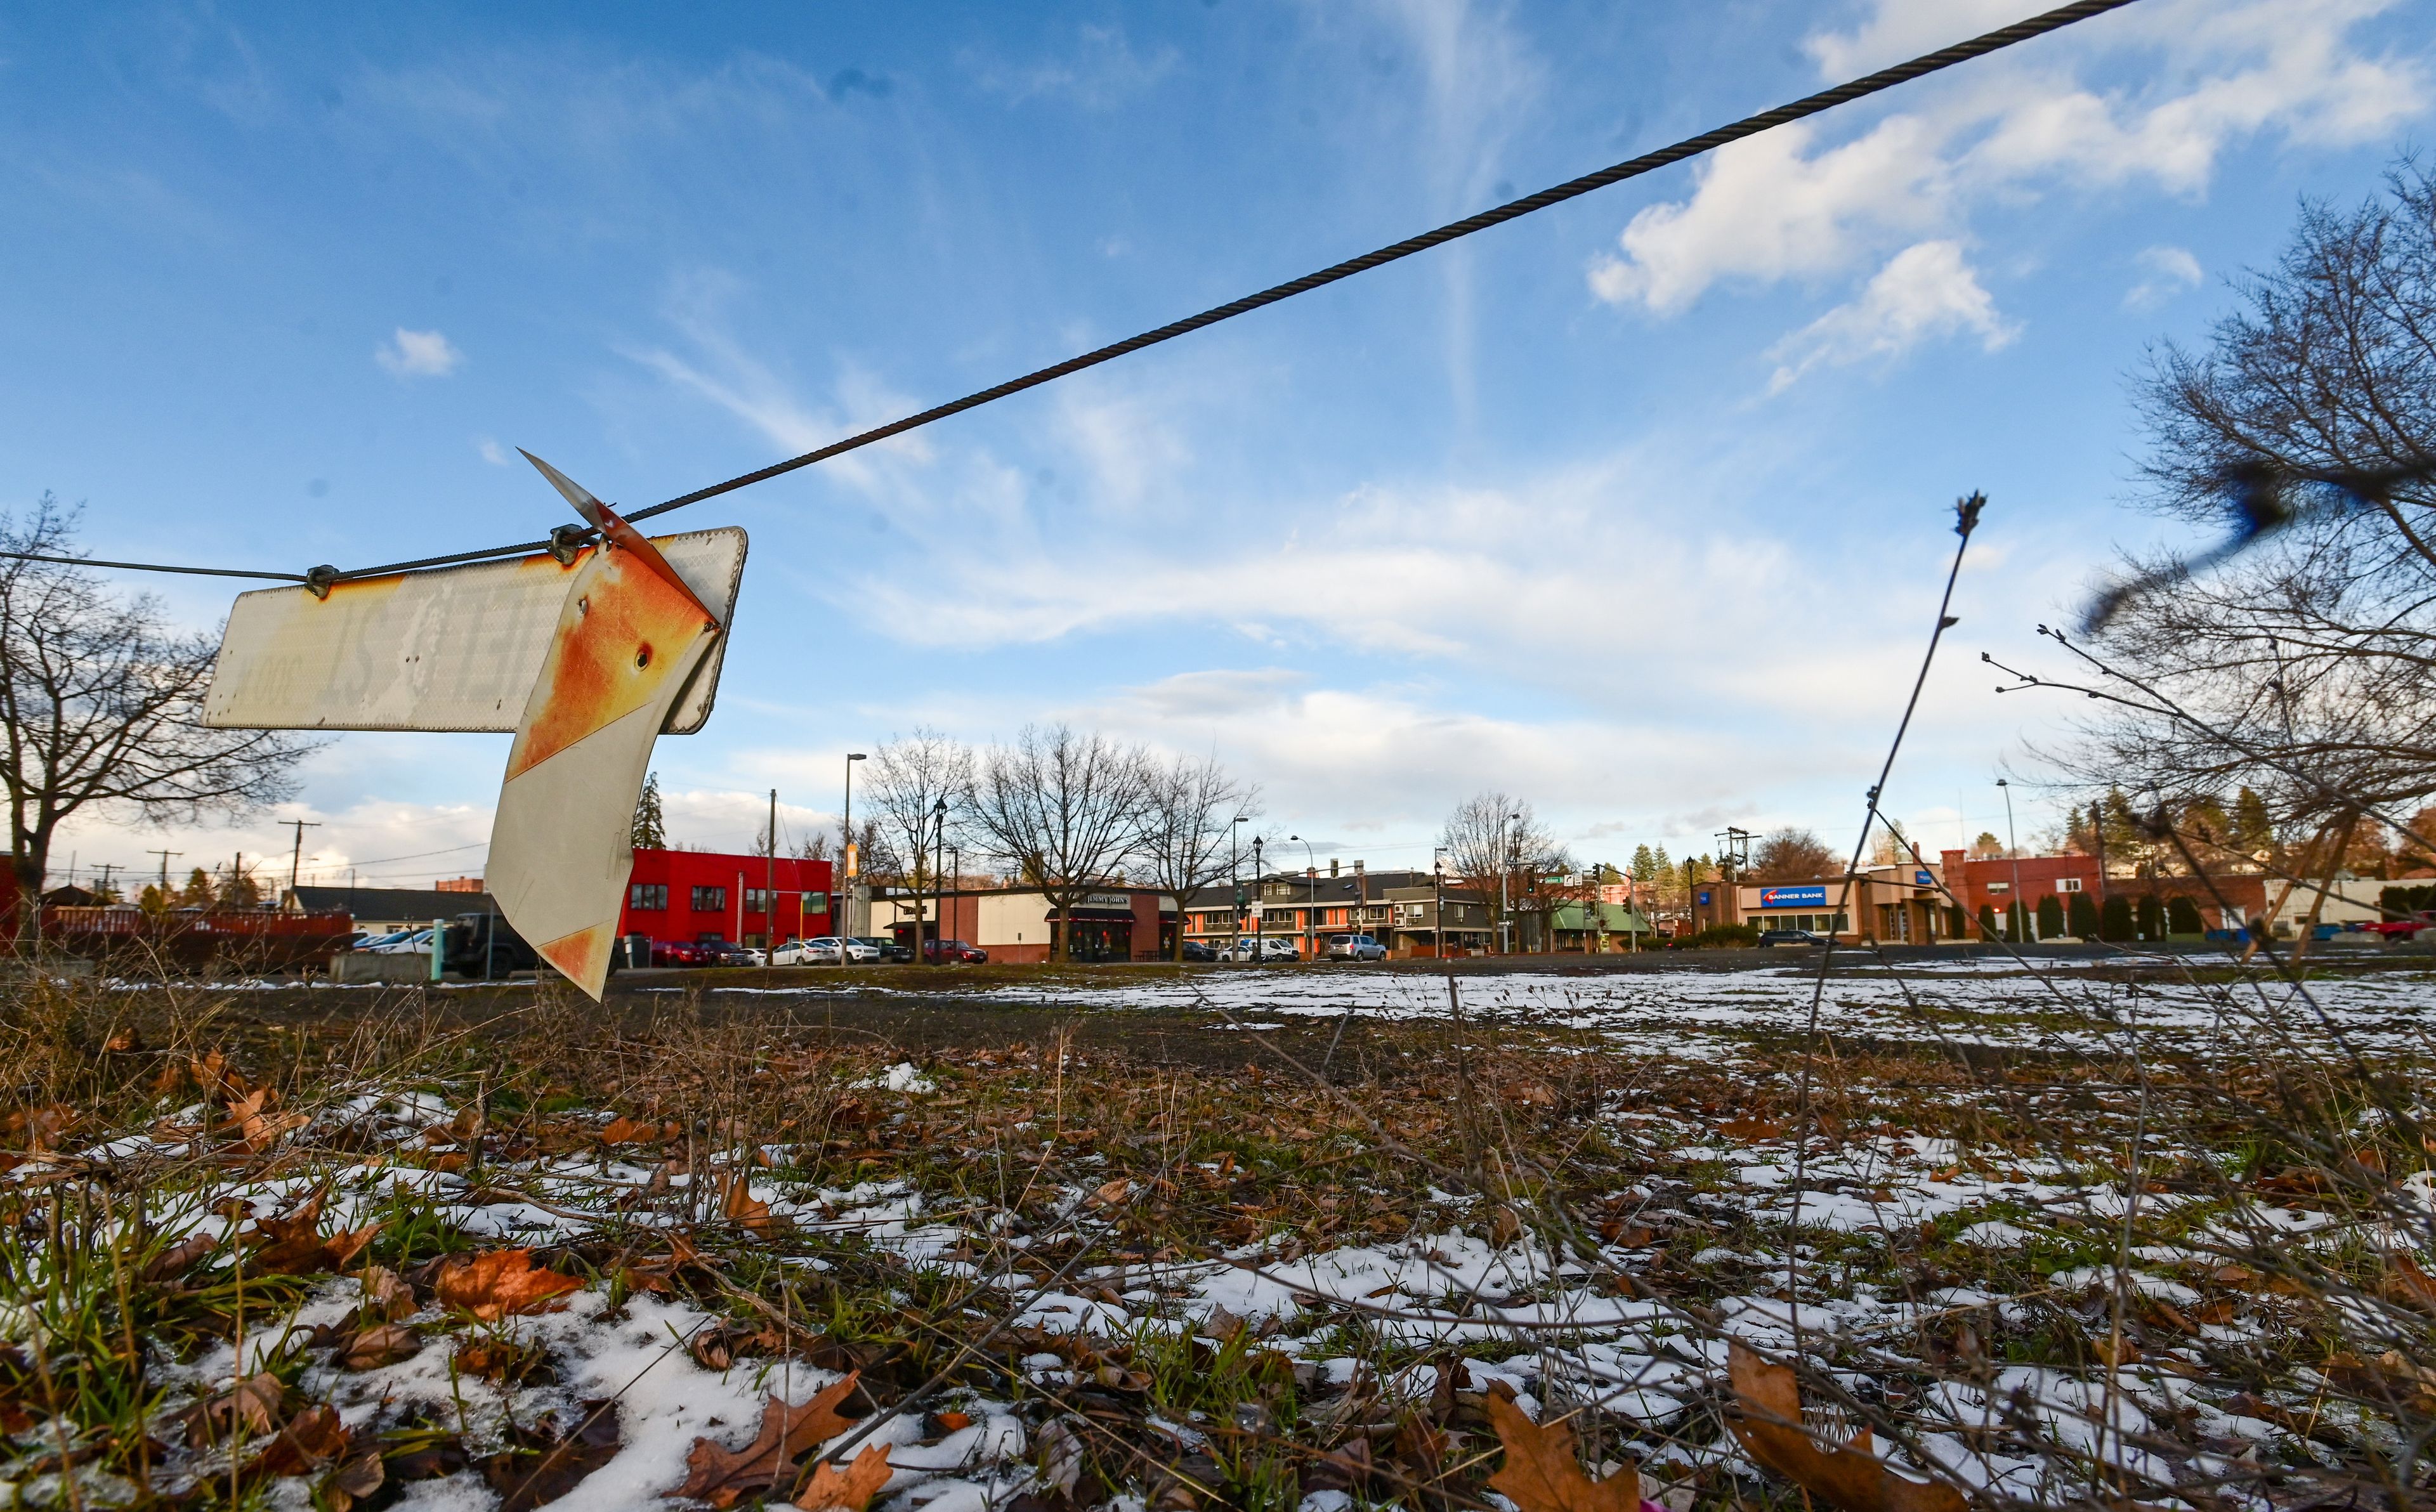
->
[1758,885,1829,909]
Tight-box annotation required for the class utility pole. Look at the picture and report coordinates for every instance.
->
[842,752,866,939]
[1998,778,2027,943]
[94,863,119,902]
[1432,848,1446,958]
[285,819,322,895]
[1290,835,1316,957]
[765,787,777,972]
[1229,816,1247,958]
[148,849,182,901]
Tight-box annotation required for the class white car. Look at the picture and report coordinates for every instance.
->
[771,937,882,965]
[365,928,434,955]
[1219,937,1300,962]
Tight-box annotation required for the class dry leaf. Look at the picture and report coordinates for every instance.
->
[722,1175,775,1234]
[341,1322,422,1370]
[2384,1255,2436,1312]
[1483,1389,1640,1512]
[363,1265,416,1321]
[142,1232,221,1282]
[434,1249,584,1320]
[248,1404,352,1479]
[673,1373,862,1508]
[795,1444,892,1511]
[322,1451,386,1512]
[187,1372,282,1447]
[1727,1341,1964,1512]
[599,1116,662,1144]
[228,1088,308,1153]
[1089,1176,1131,1207]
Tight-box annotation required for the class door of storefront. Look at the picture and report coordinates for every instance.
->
[1055,917,1133,961]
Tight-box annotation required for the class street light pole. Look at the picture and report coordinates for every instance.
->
[1997,778,2027,943]
[1251,836,1265,965]
[1432,847,1446,958]
[931,797,948,965]
[842,752,866,941]
[1503,811,1521,955]
[1289,834,1316,958]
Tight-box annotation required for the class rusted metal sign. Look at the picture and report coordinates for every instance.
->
[200,528,745,734]
[202,453,747,1001]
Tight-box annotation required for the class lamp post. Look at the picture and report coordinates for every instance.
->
[1289,834,1316,957]
[842,752,865,940]
[1251,836,1266,965]
[1997,778,2027,943]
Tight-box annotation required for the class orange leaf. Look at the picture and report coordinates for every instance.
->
[1483,1390,1640,1512]
[2385,1255,2436,1312]
[1089,1176,1131,1207]
[434,1249,584,1320]
[599,1116,660,1144]
[672,1373,861,1508]
[1727,1341,1964,1512]
[796,1444,892,1511]
[722,1175,775,1234]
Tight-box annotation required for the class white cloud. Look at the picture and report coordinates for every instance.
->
[376,327,462,378]
[625,270,933,495]
[967,25,1175,109]
[1768,240,2019,391]
[476,437,511,466]
[1588,0,2424,349]
[2124,243,2203,308]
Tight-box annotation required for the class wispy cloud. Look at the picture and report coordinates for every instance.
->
[376,327,462,378]
[476,437,511,466]
[966,25,1175,108]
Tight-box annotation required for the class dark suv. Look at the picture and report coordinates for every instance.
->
[442,913,542,979]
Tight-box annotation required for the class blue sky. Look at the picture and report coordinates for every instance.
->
[8,0,2430,891]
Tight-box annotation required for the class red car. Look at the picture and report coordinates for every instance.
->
[922,939,988,964]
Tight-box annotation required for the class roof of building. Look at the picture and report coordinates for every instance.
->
[284,885,500,920]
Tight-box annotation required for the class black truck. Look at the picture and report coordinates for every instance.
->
[440,911,540,979]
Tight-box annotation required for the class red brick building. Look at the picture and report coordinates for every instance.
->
[620,847,834,949]
[1938,849,2267,934]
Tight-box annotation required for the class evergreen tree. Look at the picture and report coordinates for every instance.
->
[631,770,667,850]
[2067,891,2099,939]
[1977,904,1999,941]
[177,866,214,908]
[2136,894,2163,940]
[1630,844,1656,883]
[2100,894,2135,941]
[2230,787,2275,861]
[221,865,263,909]
[2166,896,2204,935]
[2036,895,2064,939]
[138,882,167,914]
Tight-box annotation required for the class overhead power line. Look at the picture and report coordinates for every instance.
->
[8,0,2141,589]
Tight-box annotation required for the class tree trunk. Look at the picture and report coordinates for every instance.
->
[10,826,51,955]
[1170,891,1187,961]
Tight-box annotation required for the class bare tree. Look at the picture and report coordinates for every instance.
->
[863,729,971,943]
[1133,750,1259,961]
[1750,826,1836,883]
[1439,792,1560,954]
[960,724,1146,962]
[2050,159,2436,851]
[1,499,316,944]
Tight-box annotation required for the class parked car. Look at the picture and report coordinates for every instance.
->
[652,939,712,967]
[870,935,915,963]
[770,937,835,965]
[2366,910,2436,937]
[1220,937,1299,962]
[839,937,884,963]
[1322,933,1387,961]
[922,938,988,964]
[1757,929,1826,948]
[688,938,757,967]
[365,928,434,956]
[1180,939,1219,962]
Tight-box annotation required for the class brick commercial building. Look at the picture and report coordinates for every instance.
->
[1184,865,1496,957]
[867,885,1175,963]
[620,848,834,951]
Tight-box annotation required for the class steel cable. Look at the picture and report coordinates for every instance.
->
[11,0,2140,587]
